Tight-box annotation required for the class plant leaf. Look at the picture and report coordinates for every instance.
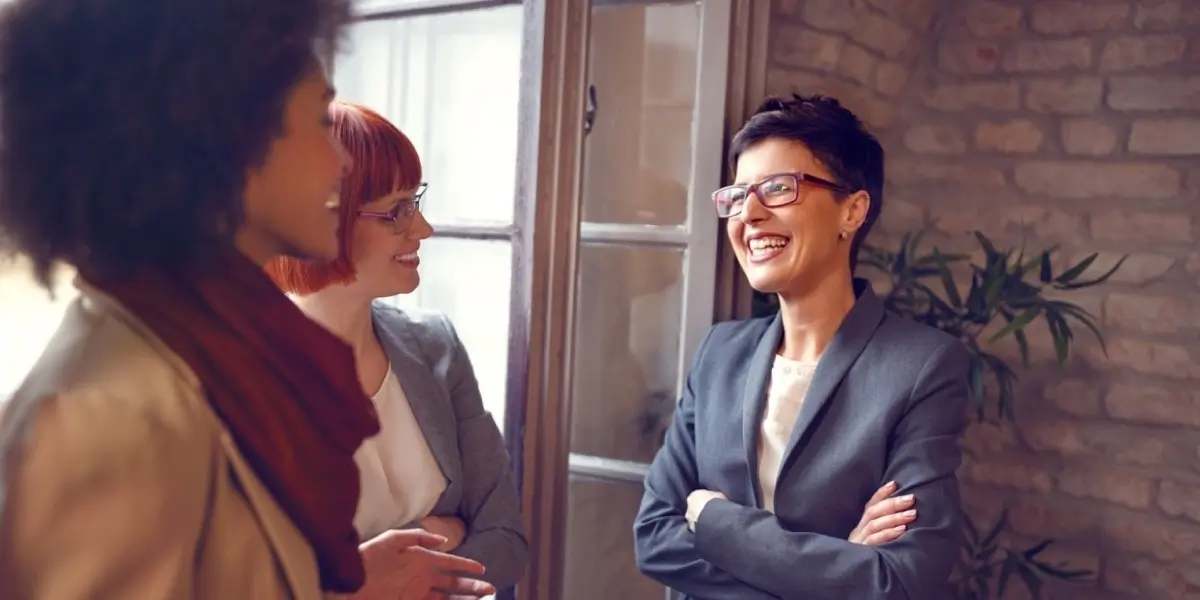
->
[990,307,1041,342]
[1055,252,1097,284]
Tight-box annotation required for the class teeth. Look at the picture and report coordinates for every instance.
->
[394,253,418,261]
[748,236,788,252]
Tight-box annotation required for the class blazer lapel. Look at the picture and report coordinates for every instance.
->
[371,305,457,487]
[741,312,783,508]
[777,280,885,478]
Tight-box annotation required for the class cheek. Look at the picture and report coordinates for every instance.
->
[725,220,745,249]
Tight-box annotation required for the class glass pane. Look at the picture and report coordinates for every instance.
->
[335,6,523,226]
[0,263,77,398]
[581,1,700,227]
[569,243,684,463]
[382,238,511,428]
[564,478,665,600]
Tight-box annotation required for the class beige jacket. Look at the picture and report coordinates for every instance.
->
[0,283,325,600]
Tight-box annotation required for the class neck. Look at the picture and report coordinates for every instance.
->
[233,228,280,267]
[294,286,376,359]
[775,268,857,363]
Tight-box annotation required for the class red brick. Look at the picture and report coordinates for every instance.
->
[1134,0,1200,30]
[850,11,913,59]
[997,203,1084,239]
[958,0,1023,39]
[1003,38,1093,72]
[1021,419,1167,468]
[974,119,1044,153]
[866,0,937,31]
[1105,383,1200,427]
[936,39,1000,75]
[1106,557,1200,598]
[1031,1,1131,35]
[923,81,1021,111]
[960,457,1056,493]
[1087,338,1198,379]
[1008,496,1100,540]
[1130,119,1200,155]
[1092,210,1192,244]
[1061,119,1119,156]
[796,0,857,31]
[1109,75,1200,110]
[1058,465,1155,509]
[1015,161,1181,199]
[1044,379,1104,417]
[1106,294,1197,334]
[1104,513,1200,561]
[872,60,908,97]
[1100,34,1187,71]
[1026,77,1104,114]
[903,123,966,154]
[960,421,1023,457]
[1159,480,1200,525]
[836,42,876,85]
[878,195,924,232]
[887,159,1007,187]
[771,26,843,71]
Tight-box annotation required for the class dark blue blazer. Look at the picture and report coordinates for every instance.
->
[633,280,969,600]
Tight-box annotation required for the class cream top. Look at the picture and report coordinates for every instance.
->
[353,367,448,540]
[756,354,818,513]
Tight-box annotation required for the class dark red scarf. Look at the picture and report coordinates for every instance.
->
[84,250,379,593]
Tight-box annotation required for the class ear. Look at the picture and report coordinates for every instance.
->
[839,190,870,238]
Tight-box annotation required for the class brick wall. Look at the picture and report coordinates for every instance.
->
[766,1,1200,598]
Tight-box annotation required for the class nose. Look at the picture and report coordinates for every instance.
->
[738,190,770,224]
[406,209,434,240]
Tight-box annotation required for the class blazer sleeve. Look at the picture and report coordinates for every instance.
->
[632,326,783,600]
[0,393,212,599]
[435,316,529,589]
[690,339,970,600]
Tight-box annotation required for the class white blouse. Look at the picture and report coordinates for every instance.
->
[353,367,448,540]
[756,354,818,514]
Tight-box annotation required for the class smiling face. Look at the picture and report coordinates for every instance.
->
[347,185,433,298]
[726,138,869,297]
[239,64,349,264]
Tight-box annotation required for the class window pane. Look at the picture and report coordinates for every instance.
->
[0,263,77,399]
[380,238,511,428]
[335,6,523,226]
[581,2,700,227]
[569,243,684,463]
[565,478,665,600]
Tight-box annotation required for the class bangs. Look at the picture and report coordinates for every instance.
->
[265,101,423,295]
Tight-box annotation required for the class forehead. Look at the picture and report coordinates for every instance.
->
[733,138,826,183]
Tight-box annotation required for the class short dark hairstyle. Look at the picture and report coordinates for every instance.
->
[0,0,353,288]
[729,94,885,270]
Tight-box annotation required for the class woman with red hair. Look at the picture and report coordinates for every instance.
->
[266,101,527,600]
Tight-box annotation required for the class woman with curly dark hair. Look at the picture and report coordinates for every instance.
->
[0,1,484,598]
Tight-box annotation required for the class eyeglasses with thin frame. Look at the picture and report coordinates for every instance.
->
[712,172,854,218]
[357,182,428,233]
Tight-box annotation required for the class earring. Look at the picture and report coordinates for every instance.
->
[838,230,849,240]
[324,193,341,210]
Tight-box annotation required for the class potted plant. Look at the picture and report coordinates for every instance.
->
[752,228,1122,598]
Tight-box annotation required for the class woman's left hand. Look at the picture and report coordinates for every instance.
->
[418,515,467,552]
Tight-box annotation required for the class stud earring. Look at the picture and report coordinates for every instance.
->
[324,193,340,210]
[838,230,849,240]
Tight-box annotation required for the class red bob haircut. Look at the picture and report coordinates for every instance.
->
[265,100,423,295]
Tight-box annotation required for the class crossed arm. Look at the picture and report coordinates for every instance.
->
[632,338,969,600]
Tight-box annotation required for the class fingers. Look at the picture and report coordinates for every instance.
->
[862,524,908,546]
[431,573,496,597]
[864,480,898,508]
[406,546,487,576]
[861,493,915,522]
[379,528,449,550]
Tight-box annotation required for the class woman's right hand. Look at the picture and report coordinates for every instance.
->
[349,529,496,600]
[848,481,917,545]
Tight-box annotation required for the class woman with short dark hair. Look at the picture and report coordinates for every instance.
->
[634,94,969,600]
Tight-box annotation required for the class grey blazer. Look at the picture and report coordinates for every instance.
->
[633,280,969,600]
[371,303,528,589]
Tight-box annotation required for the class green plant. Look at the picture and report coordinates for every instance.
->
[953,510,1091,600]
[858,228,1124,421]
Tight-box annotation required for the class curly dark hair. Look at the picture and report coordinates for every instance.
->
[730,94,885,271]
[0,0,354,288]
